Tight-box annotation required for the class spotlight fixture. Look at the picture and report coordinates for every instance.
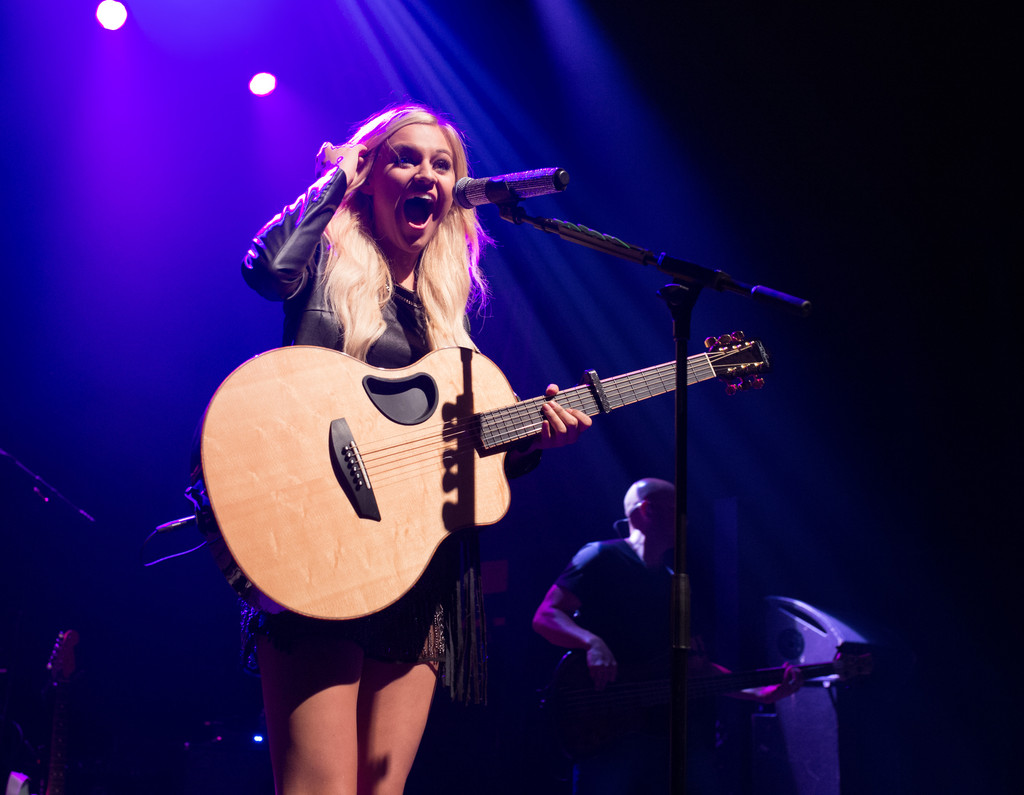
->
[249,73,277,96]
[96,0,128,31]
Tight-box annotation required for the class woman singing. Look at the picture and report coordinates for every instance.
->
[238,103,590,794]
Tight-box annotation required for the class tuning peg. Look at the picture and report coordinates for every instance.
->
[724,375,766,395]
[706,331,751,351]
[706,333,737,349]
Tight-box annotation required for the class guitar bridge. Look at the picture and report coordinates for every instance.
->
[329,418,381,522]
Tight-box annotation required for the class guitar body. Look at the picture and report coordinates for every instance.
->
[543,651,670,761]
[200,345,516,620]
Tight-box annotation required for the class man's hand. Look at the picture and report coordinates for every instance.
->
[584,637,618,691]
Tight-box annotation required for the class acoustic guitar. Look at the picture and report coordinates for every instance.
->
[199,334,768,620]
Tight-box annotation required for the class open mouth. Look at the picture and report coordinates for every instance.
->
[404,196,434,225]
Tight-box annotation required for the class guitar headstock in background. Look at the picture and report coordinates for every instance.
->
[46,630,79,686]
[833,648,874,681]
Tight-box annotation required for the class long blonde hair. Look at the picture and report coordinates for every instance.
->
[321,104,490,361]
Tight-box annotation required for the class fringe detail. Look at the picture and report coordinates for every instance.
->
[446,530,488,704]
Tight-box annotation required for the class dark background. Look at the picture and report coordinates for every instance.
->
[1,1,1015,792]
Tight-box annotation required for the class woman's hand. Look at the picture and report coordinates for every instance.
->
[314,141,368,183]
[534,384,592,450]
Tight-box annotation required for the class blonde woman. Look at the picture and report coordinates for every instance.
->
[240,103,590,794]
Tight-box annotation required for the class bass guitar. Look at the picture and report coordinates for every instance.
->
[200,334,768,620]
[541,647,873,760]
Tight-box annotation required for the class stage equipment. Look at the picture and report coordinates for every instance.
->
[753,596,882,795]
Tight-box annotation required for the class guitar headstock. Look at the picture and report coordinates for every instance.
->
[704,331,771,395]
[46,629,79,685]
[833,651,873,681]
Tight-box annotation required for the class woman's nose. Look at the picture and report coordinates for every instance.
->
[413,163,436,183]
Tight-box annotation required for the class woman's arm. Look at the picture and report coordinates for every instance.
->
[242,143,367,301]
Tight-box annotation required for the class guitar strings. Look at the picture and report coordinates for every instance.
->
[552,666,804,721]
[352,348,742,489]
[552,673,778,711]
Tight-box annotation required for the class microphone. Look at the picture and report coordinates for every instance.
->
[155,515,197,534]
[454,167,569,209]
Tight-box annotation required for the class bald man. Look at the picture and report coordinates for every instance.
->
[533,478,801,794]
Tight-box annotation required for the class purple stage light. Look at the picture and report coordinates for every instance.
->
[96,0,128,31]
[249,72,277,96]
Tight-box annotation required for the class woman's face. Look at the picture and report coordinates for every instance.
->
[362,123,457,274]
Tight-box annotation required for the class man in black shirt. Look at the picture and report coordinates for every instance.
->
[533,478,802,794]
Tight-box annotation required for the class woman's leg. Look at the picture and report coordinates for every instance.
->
[258,635,365,795]
[355,659,438,795]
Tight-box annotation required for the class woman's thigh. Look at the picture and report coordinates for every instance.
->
[356,659,438,795]
[258,634,365,795]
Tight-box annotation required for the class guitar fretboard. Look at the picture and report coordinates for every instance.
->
[555,661,841,717]
[689,662,838,699]
[478,355,715,450]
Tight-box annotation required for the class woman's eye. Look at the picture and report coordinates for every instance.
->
[434,159,452,173]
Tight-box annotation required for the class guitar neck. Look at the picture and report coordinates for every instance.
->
[46,685,69,795]
[44,629,77,795]
[553,660,839,724]
[577,661,837,708]
[479,354,714,450]
[689,662,838,699]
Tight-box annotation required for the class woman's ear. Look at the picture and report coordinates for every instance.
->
[357,150,375,195]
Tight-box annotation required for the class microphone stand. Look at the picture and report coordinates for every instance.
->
[1,447,96,523]
[497,203,810,793]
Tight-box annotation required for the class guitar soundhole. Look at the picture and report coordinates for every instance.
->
[362,373,439,425]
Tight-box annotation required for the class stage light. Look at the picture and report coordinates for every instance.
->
[96,0,128,31]
[252,734,265,743]
[249,73,276,96]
